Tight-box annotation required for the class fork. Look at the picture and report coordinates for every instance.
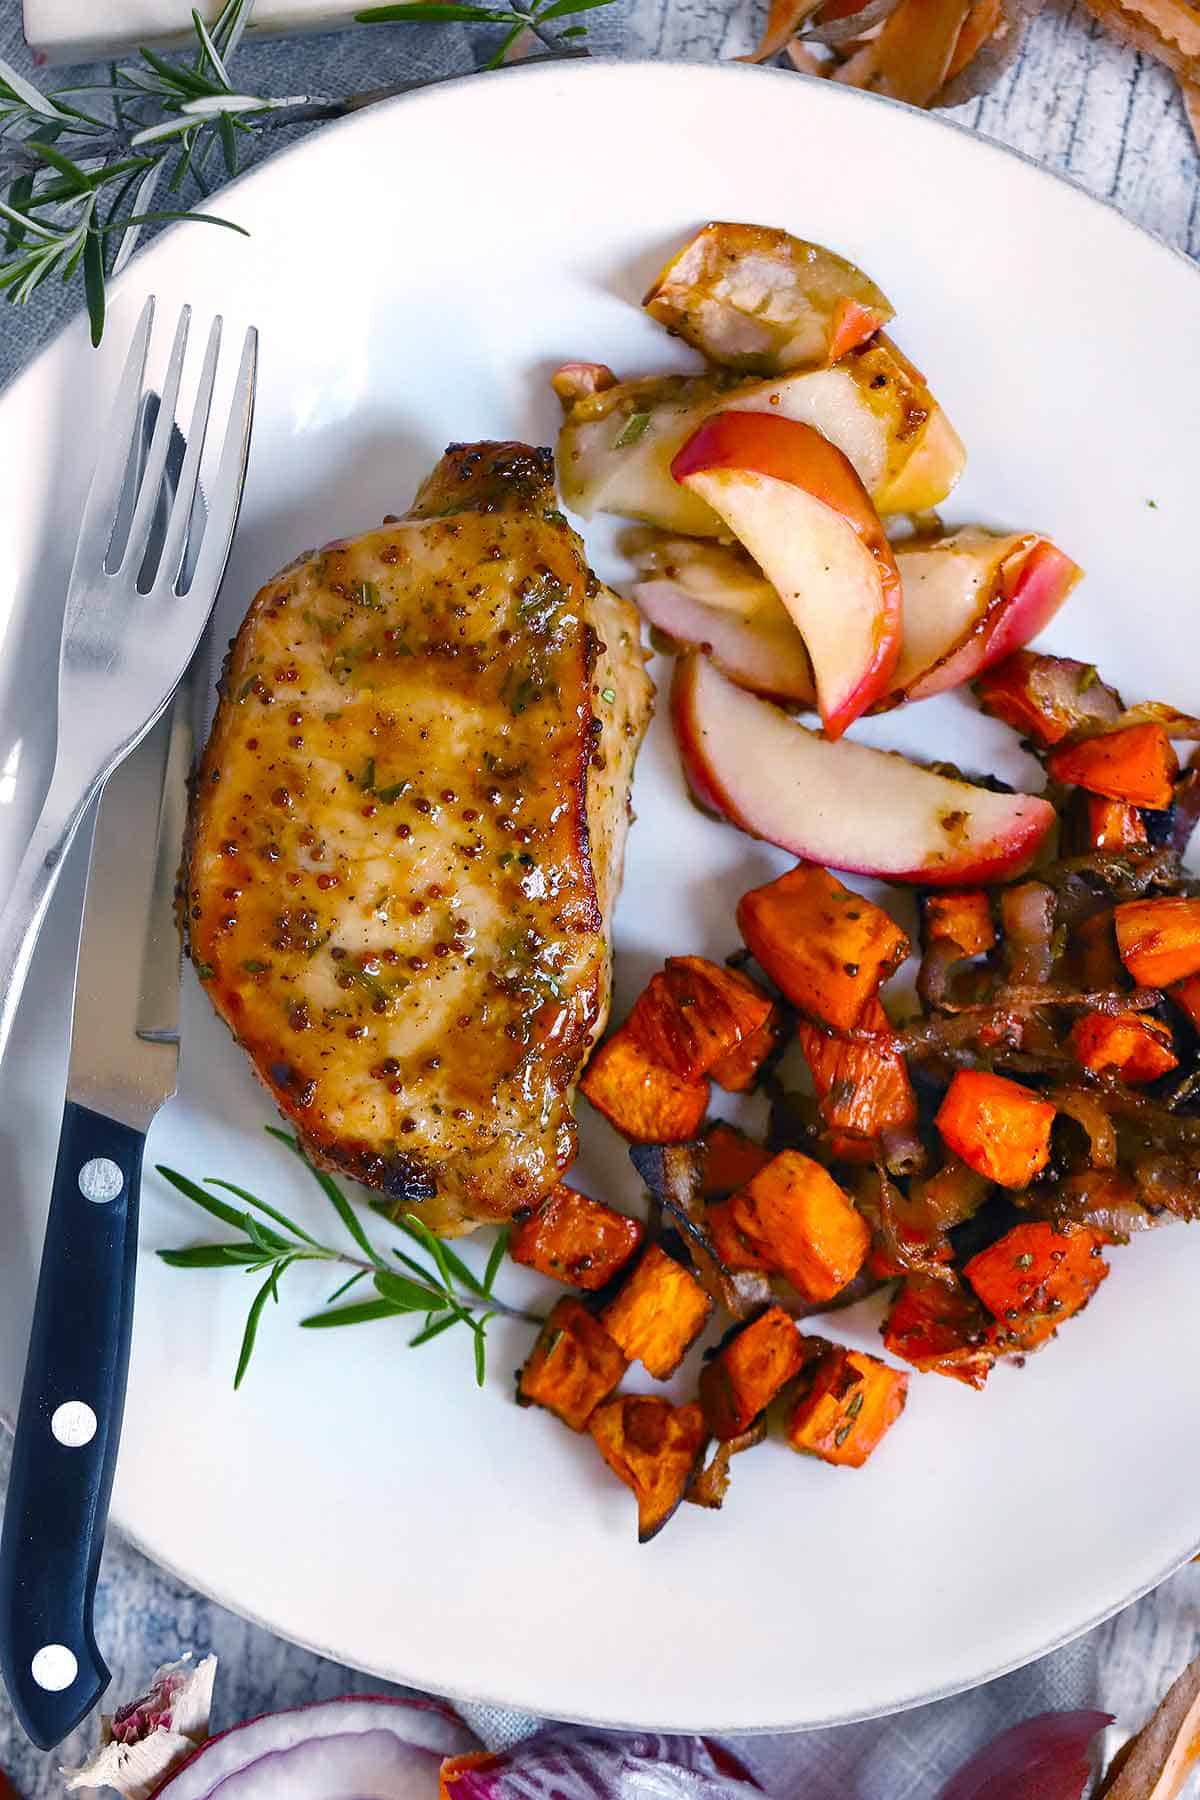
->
[0,297,257,1072]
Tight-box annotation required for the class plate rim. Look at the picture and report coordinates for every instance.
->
[4,54,1200,1734]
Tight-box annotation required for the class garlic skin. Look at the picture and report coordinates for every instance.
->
[62,1654,217,1799]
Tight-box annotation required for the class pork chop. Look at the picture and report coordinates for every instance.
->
[186,442,653,1234]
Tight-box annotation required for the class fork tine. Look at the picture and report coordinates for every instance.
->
[155,315,221,595]
[176,325,257,600]
[117,304,191,581]
[68,296,155,582]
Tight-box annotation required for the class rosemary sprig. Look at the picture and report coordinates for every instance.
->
[157,1127,540,1389]
[0,0,611,343]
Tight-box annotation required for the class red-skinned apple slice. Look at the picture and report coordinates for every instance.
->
[891,530,1082,702]
[630,536,815,705]
[671,653,1055,884]
[672,411,902,737]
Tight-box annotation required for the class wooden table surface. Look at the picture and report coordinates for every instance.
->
[0,6,1198,1793]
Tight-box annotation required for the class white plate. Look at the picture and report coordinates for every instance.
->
[2,60,1200,1735]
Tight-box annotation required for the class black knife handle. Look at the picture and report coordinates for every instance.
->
[0,1102,144,1750]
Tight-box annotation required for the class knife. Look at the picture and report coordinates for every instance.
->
[0,690,189,1751]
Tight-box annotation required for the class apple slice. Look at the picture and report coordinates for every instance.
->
[891,530,1082,702]
[630,536,815,705]
[671,653,1055,884]
[642,221,895,374]
[672,411,902,736]
[554,336,965,533]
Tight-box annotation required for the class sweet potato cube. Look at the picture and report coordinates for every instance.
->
[510,1183,644,1290]
[1068,1012,1178,1084]
[882,1277,995,1388]
[796,999,916,1157]
[600,1244,713,1378]
[921,890,995,957]
[705,1199,771,1273]
[626,956,774,1083]
[701,1122,773,1199]
[1084,797,1149,852]
[518,1297,627,1430]
[700,1305,806,1439]
[709,1005,781,1092]
[736,864,909,1031]
[1170,974,1200,1030]
[729,1150,871,1302]
[579,1029,709,1143]
[589,1396,709,1541]
[1048,723,1177,810]
[1067,909,1124,989]
[965,1221,1109,1352]
[1115,897,1200,988]
[935,1069,1055,1189]
[786,1342,908,1468]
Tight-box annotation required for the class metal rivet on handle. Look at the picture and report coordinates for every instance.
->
[31,1645,77,1692]
[78,1158,123,1204]
[51,1402,97,1448]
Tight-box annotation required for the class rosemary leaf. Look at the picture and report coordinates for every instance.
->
[373,1268,448,1312]
[301,1297,406,1329]
[234,1265,279,1388]
[157,1163,264,1234]
[483,1228,509,1295]
[324,1267,369,1305]
[206,1175,324,1248]
[408,1312,459,1348]
[158,1242,264,1267]
[395,1209,489,1300]
[82,227,104,345]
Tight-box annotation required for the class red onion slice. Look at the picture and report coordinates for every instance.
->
[153,1697,478,1800]
[939,1711,1112,1800]
[441,1731,761,1800]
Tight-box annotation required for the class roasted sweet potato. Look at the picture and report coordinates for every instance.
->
[964,1221,1109,1352]
[705,1198,772,1273]
[699,1305,807,1439]
[935,1069,1055,1189]
[921,889,995,957]
[975,651,1123,748]
[686,1418,767,1510]
[729,1150,871,1302]
[1085,797,1149,852]
[786,1341,908,1468]
[737,864,909,1031]
[796,998,917,1159]
[1048,722,1178,810]
[709,1005,782,1092]
[589,1395,709,1541]
[600,1244,714,1378]
[626,956,775,1083]
[1170,974,1200,1031]
[1115,897,1200,988]
[510,1184,645,1290]
[1066,908,1125,989]
[518,1298,627,1430]
[882,1276,995,1388]
[702,1122,774,1198]
[1069,1012,1178,1084]
[579,1030,709,1143]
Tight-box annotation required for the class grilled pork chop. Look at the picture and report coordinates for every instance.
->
[187,442,653,1234]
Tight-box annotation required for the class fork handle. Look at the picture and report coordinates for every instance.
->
[0,1103,144,1750]
[0,769,100,1073]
